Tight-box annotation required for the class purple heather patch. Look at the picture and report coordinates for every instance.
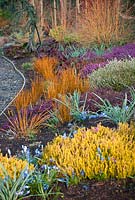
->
[80,43,135,77]
[80,43,135,62]
[103,43,135,60]
[80,50,97,61]
[27,100,53,115]
[80,62,107,77]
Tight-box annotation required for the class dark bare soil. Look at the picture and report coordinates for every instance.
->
[58,178,135,200]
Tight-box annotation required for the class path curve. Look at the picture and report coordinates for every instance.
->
[0,56,25,115]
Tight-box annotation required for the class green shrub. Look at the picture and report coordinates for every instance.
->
[22,62,33,70]
[49,26,78,44]
[89,58,135,91]
[49,26,65,42]
[63,33,79,44]
[0,8,11,19]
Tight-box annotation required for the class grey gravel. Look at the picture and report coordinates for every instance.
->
[0,56,25,114]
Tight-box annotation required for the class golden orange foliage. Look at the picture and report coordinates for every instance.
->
[77,0,128,45]
[0,153,34,179]
[60,68,89,94]
[14,76,45,109]
[34,57,89,123]
[45,78,60,99]
[30,76,45,104]
[47,68,89,99]
[14,90,30,110]
[34,57,58,80]
[7,105,50,137]
[34,57,89,100]
[56,95,71,123]
[46,68,89,123]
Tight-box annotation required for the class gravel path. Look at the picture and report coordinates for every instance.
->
[0,56,25,115]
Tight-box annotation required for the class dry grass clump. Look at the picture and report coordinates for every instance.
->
[30,77,45,104]
[60,68,89,94]
[45,77,61,99]
[33,57,89,123]
[13,90,31,110]
[77,0,130,46]
[42,123,135,180]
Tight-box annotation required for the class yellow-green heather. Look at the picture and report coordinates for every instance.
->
[42,123,135,179]
[0,153,34,179]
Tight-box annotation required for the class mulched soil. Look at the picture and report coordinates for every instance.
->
[0,46,135,200]
[58,178,135,200]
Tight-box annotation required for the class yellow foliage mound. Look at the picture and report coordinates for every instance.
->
[0,153,34,179]
[42,123,135,180]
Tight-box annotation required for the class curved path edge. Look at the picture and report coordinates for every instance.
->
[0,56,26,116]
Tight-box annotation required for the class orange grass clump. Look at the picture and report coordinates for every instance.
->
[14,76,45,110]
[30,76,45,104]
[6,105,50,137]
[34,57,58,80]
[77,0,128,45]
[13,90,30,110]
[33,58,89,123]
[45,78,61,99]
[60,68,89,94]
[34,57,89,99]
[56,95,71,123]
[46,68,89,99]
